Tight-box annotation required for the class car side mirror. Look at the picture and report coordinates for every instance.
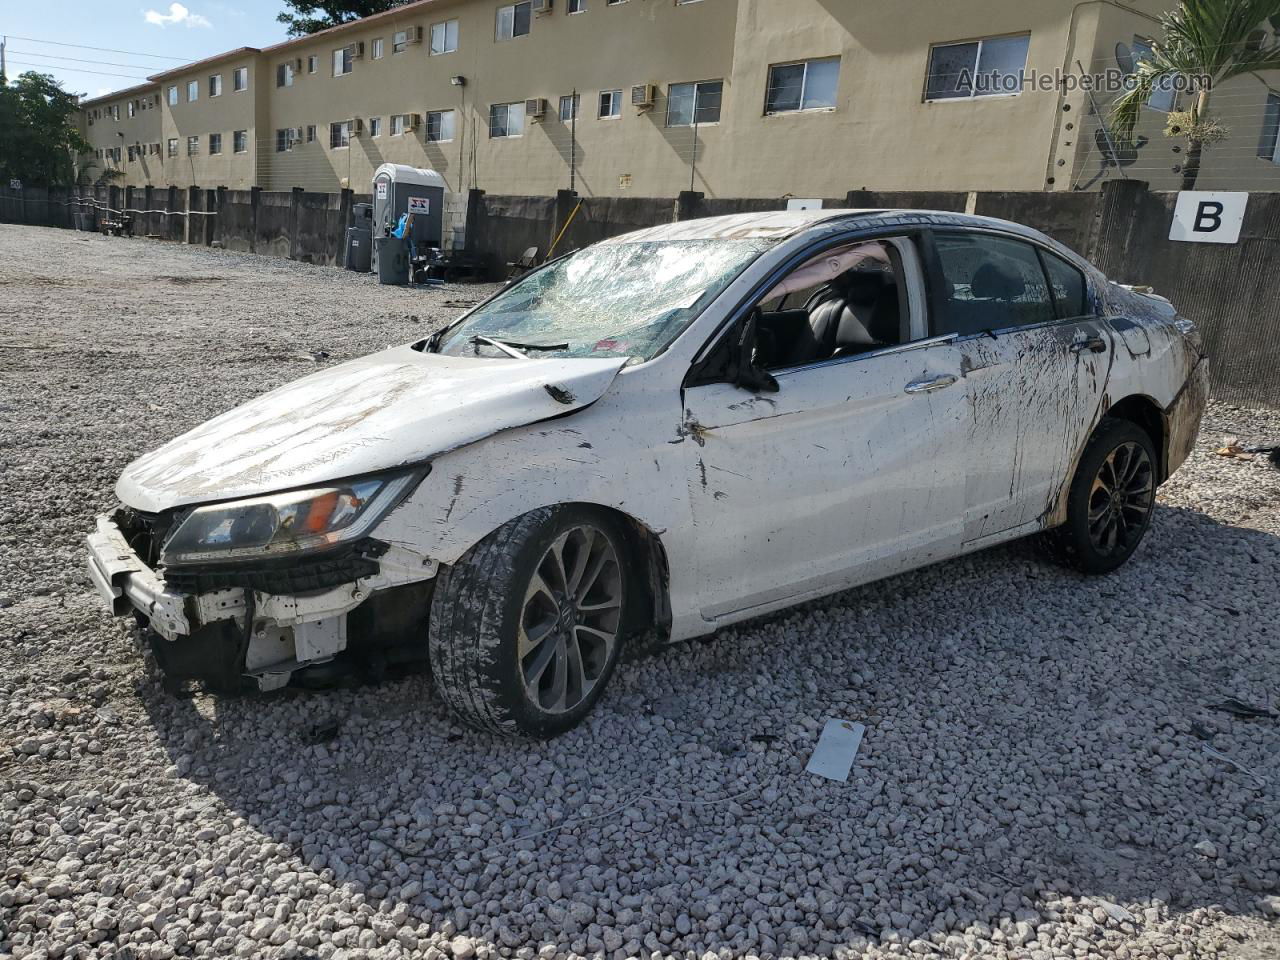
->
[732,310,780,394]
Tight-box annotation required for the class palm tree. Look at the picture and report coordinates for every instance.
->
[1111,0,1280,190]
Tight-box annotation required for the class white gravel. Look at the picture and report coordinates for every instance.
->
[2,224,1279,960]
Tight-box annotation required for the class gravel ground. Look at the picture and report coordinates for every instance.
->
[2,224,1279,960]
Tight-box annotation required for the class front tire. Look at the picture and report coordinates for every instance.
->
[428,506,632,738]
[1043,418,1158,574]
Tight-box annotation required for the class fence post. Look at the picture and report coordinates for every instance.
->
[675,191,704,222]
[463,188,485,252]
[249,186,262,254]
[336,188,353,265]
[551,189,579,255]
[186,186,200,244]
[1087,179,1149,275]
[215,186,227,247]
[289,187,304,261]
[204,188,217,245]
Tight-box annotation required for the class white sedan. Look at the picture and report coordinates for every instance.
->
[88,210,1208,737]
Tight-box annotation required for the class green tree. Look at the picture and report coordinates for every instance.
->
[0,71,91,187]
[277,0,412,37]
[1111,0,1280,190]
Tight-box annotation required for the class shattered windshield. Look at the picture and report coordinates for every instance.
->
[437,238,774,361]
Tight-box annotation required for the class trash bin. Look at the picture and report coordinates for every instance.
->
[345,226,372,272]
[375,235,409,285]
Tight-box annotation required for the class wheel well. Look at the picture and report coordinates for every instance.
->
[597,506,672,655]
[1105,395,1168,480]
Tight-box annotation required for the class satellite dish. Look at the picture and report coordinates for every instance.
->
[1115,42,1135,74]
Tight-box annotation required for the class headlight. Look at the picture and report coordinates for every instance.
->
[160,470,423,566]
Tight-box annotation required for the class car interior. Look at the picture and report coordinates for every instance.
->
[752,241,911,370]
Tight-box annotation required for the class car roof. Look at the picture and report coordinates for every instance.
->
[603,208,1061,248]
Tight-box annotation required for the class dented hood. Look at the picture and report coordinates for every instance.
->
[116,346,627,512]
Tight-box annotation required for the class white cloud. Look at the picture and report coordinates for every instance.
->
[143,3,212,28]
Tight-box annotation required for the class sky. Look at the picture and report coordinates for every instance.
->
[1,1,292,99]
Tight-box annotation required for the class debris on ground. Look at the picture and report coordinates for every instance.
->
[1210,697,1279,720]
[805,717,865,782]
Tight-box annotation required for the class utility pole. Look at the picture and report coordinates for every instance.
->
[569,87,577,194]
[1,36,8,81]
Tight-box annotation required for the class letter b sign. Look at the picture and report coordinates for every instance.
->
[1170,191,1248,244]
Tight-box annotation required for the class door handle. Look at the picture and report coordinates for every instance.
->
[904,374,958,395]
[1071,336,1107,354]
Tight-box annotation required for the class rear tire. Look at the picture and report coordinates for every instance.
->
[428,506,632,738]
[1042,418,1158,575]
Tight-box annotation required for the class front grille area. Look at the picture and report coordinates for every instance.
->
[161,539,388,595]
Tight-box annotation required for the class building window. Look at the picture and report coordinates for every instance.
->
[925,34,1030,101]
[599,89,622,118]
[209,74,222,97]
[167,138,178,158]
[372,37,385,59]
[559,93,580,122]
[426,109,456,142]
[186,135,200,156]
[233,130,248,153]
[765,57,840,114]
[308,55,318,73]
[489,101,526,137]
[209,133,222,154]
[330,121,351,148]
[277,63,294,88]
[496,2,531,41]
[233,67,248,92]
[1130,38,1177,112]
[276,128,293,152]
[1260,93,1280,165]
[369,116,383,137]
[430,19,458,54]
[606,0,626,5]
[391,114,414,136]
[167,86,178,106]
[306,124,317,143]
[187,80,199,102]
[128,101,136,118]
[568,0,585,12]
[666,79,723,126]
[333,47,353,76]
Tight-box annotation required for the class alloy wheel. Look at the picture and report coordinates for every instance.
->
[518,525,623,714]
[1087,441,1154,556]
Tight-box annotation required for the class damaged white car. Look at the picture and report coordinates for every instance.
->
[88,210,1207,737]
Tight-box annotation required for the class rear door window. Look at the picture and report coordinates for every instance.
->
[931,233,1055,336]
[1040,250,1091,319]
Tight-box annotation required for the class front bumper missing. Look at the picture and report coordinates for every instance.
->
[85,514,427,691]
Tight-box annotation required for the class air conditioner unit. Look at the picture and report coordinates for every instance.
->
[408,113,422,130]
[631,83,656,108]
[531,0,552,11]
[351,118,365,136]
[406,25,423,43]
[525,97,547,119]
[289,127,302,145]
[295,58,304,72]
[348,41,365,59]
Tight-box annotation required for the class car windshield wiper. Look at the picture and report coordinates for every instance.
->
[470,335,569,359]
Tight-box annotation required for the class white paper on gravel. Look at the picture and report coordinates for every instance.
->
[806,718,866,782]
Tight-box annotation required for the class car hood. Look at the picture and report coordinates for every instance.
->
[116,346,627,512]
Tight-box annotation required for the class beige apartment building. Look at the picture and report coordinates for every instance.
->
[78,0,1280,200]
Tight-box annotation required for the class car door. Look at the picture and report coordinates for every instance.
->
[680,235,968,623]
[925,231,1111,544]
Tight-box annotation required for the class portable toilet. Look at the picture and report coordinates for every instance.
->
[371,164,446,268]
